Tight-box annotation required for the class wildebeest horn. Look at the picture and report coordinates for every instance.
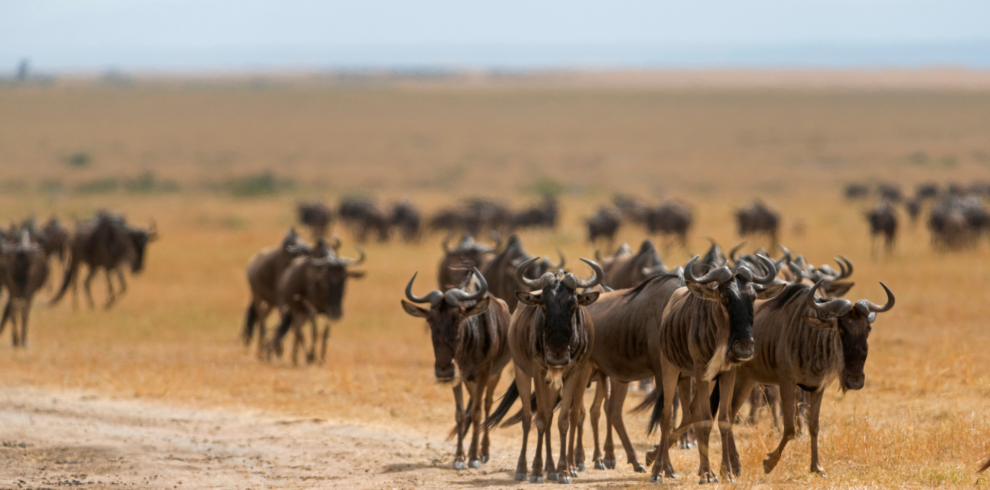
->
[856,282,895,315]
[594,249,603,264]
[339,247,366,266]
[328,234,342,250]
[554,249,566,269]
[728,242,746,264]
[748,254,777,284]
[683,255,732,285]
[563,258,604,290]
[489,230,502,252]
[405,272,443,306]
[515,256,550,290]
[147,219,158,240]
[445,268,488,306]
[774,245,791,271]
[441,233,454,254]
[836,255,853,280]
[806,280,853,316]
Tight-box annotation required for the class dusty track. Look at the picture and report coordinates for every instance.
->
[0,387,643,489]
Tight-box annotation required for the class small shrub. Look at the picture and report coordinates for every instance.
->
[524,177,565,197]
[64,152,92,168]
[39,179,63,194]
[223,171,294,197]
[124,171,181,194]
[74,178,119,194]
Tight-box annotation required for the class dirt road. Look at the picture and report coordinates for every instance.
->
[0,387,645,489]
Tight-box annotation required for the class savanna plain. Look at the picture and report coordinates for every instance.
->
[1,75,989,488]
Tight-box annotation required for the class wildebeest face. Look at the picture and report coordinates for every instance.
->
[517,282,598,368]
[834,309,871,391]
[722,279,757,362]
[311,264,364,320]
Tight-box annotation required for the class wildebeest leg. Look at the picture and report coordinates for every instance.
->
[767,385,781,431]
[318,322,330,365]
[565,364,594,480]
[467,367,490,468]
[19,300,31,349]
[763,380,797,473]
[692,376,717,483]
[607,380,646,472]
[255,303,271,360]
[543,385,558,482]
[530,374,548,483]
[728,378,757,474]
[0,301,11,337]
[116,268,128,297]
[795,388,808,436]
[806,389,827,477]
[555,372,577,482]
[574,402,586,472]
[288,314,306,366]
[83,268,97,310]
[7,302,19,347]
[717,369,737,481]
[589,374,607,470]
[514,369,534,481]
[103,269,117,309]
[452,381,467,470]
[306,314,318,364]
[747,385,764,425]
[676,384,694,449]
[480,371,500,463]
[603,376,617,469]
[651,364,681,482]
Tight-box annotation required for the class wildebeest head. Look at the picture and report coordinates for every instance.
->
[515,257,602,368]
[125,221,158,273]
[803,280,895,391]
[786,254,855,298]
[304,239,365,320]
[401,268,491,382]
[683,254,784,363]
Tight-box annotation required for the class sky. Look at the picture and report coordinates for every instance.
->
[3,0,990,73]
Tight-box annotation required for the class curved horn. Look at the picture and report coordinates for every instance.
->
[445,267,489,305]
[806,280,853,316]
[339,247,366,266]
[837,255,853,279]
[328,234,342,250]
[555,248,566,269]
[728,242,746,264]
[749,254,777,285]
[594,249,603,264]
[564,258,604,290]
[857,282,895,313]
[515,256,547,290]
[774,245,791,271]
[683,255,733,285]
[441,233,454,254]
[405,272,443,306]
[488,230,502,253]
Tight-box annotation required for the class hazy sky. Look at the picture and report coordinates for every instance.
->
[3,0,990,72]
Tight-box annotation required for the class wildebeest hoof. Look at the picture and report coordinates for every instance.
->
[453,461,466,470]
[577,463,584,472]
[605,459,617,469]
[547,472,558,481]
[733,466,741,477]
[569,470,578,478]
[558,476,572,484]
[515,472,527,481]
[649,475,663,483]
[481,455,490,464]
[469,460,481,468]
[763,455,778,474]
[594,460,606,470]
[634,464,646,473]
[811,466,828,478]
[530,475,544,483]
[698,472,718,484]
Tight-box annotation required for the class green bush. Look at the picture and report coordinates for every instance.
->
[223,171,294,197]
[64,152,92,168]
[75,178,119,194]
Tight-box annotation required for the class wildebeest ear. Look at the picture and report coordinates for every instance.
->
[802,315,836,330]
[348,270,366,279]
[576,291,600,306]
[755,282,786,299]
[824,281,855,298]
[686,282,720,301]
[515,291,541,306]
[401,300,430,318]
[462,297,490,318]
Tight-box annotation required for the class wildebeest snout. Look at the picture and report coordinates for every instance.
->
[844,373,865,390]
[545,350,571,367]
[731,338,755,361]
[434,363,456,382]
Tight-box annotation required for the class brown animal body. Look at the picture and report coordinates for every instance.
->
[647,200,693,251]
[480,234,563,312]
[267,239,365,365]
[603,239,667,289]
[724,280,895,477]
[650,255,783,483]
[297,201,334,241]
[484,257,603,483]
[0,231,50,348]
[242,228,314,358]
[437,233,497,290]
[865,200,898,257]
[736,200,781,248]
[586,207,621,246]
[50,212,157,310]
[401,269,512,470]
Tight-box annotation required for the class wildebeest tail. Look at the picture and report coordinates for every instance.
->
[647,387,665,435]
[631,388,659,414]
[49,256,77,305]
[980,455,990,473]
[242,302,258,345]
[446,399,473,441]
[500,393,561,427]
[482,382,519,430]
[710,376,720,417]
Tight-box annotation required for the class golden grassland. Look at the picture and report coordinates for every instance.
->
[1,81,990,487]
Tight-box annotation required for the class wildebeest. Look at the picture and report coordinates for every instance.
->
[724,280,895,477]
[647,201,693,251]
[479,234,563,312]
[242,227,314,358]
[586,207,622,245]
[865,200,898,257]
[843,183,869,200]
[338,196,390,242]
[905,198,921,225]
[612,194,650,227]
[430,198,512,236]
[877,183,903,203]
[603,239,667,289]
[510,196,558,231]
[928,194,988,250]
[0,231,49,348]
[267,239,365,365]
[401,268,512,469]
[50,212,158,310]
[736,200,781,248]
[297,201,333,241]
[437,233,498,290]
[42,217,70,267]
[915,182,939,200]
[389,200,422,242]
[484,257,603,483]
[650,254,783,483]
[981,456,990,473]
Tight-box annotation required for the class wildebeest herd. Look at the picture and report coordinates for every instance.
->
[0,211,157,348]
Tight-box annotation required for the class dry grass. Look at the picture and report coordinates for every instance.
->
[1,79,990,487]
